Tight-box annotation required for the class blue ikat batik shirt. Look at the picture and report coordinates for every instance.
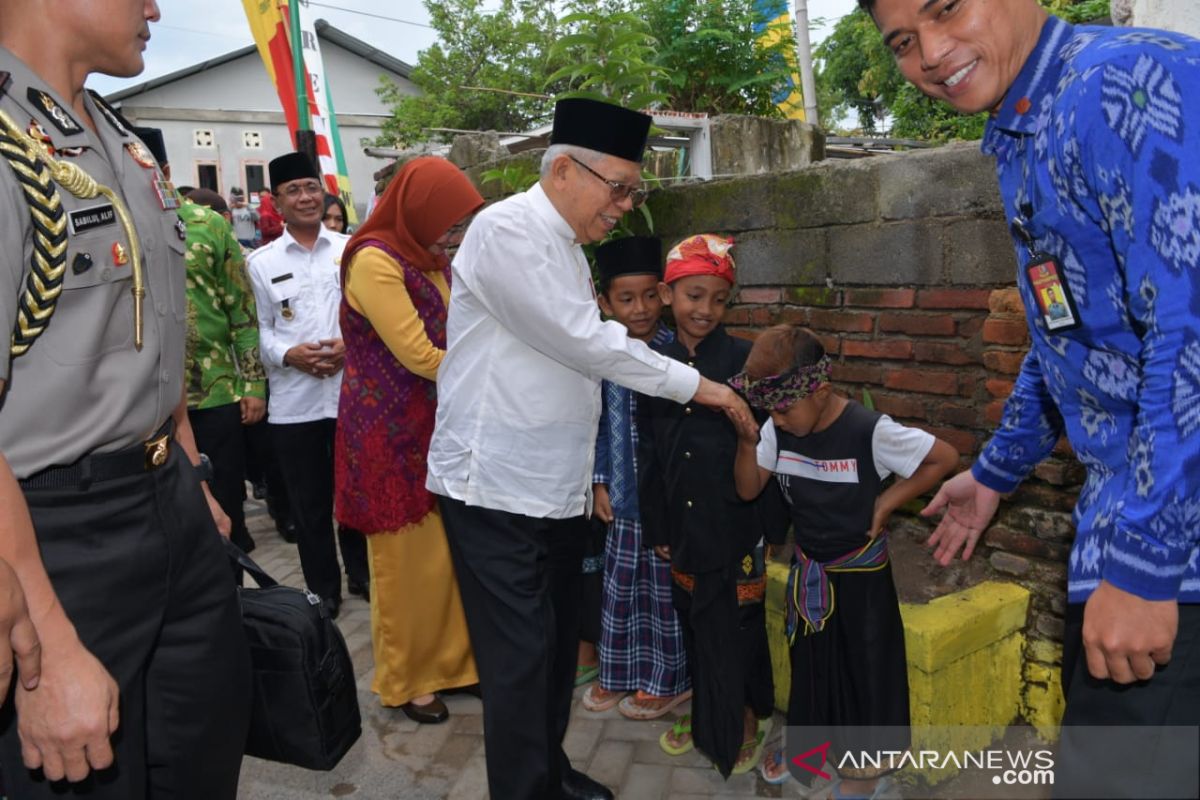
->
[977,16,1200,604]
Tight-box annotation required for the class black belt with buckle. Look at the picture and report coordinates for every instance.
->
[18,421,174,491]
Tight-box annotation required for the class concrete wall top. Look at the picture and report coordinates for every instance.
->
[644,141,1016,289]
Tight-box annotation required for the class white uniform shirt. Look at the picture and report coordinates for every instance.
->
[426,183,700,519]
[246,224,348,424]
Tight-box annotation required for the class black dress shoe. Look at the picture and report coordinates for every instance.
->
[347,578,370,601]
[561,769,613,800]
[399,696,449,724]
[321,596,341,620]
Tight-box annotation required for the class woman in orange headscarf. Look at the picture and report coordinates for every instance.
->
[335,157,482,723]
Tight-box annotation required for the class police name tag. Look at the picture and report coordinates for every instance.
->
[68,203,116,234]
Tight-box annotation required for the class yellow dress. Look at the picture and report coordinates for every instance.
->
[344,249,477,705]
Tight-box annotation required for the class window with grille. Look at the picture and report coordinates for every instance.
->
[242,130,263,149]
[193,129,215,149]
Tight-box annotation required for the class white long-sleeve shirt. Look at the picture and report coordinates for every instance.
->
[246,225,348,423]
[426,182,699,519]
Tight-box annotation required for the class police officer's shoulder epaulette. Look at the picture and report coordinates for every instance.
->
[85,89,131,137]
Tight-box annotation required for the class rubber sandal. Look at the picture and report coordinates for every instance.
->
[617,689,693,721]
[760,747,792,785]
[730,722,769,775]
[574,663,599,687]
[581,684,628,712]
[658,713,694,756]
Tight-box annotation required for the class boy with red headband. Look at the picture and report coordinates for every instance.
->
[729,325,957,797]
[637,234,786,778]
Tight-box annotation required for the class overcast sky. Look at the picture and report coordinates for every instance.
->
[88,0,859,96]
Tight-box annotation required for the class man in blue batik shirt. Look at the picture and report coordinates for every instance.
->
[861,0,1199,795]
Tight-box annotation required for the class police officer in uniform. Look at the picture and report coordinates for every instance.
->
[0,1,250,797]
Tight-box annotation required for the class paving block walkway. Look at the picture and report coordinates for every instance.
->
[237,500,807,800]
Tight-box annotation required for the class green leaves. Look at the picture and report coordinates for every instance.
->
[546,5,670,109]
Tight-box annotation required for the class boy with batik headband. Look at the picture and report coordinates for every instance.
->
[729,325,957,798]
[582,236,692,720]
[638,234,786,777]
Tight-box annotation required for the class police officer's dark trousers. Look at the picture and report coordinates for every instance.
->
[0,445,251,799]
[439,495,586,800]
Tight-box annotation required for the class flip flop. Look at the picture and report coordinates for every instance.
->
[581,684,628,712]
[729,717,773,776]
[760,747,792,785]
[617,689,693,721]
[574,663,599,687]
[658,713,694,756]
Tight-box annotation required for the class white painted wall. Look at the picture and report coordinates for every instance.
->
[111,36,418,220]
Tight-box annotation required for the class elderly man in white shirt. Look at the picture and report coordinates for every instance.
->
[427,99,753,800]
[247,153,368,619]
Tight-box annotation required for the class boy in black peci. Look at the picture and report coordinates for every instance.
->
[730,324,957,799]
[638,234,786,778]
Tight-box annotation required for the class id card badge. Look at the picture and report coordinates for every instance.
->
[1023,252,1080,332]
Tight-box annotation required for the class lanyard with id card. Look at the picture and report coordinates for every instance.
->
[1011,208,1081,333]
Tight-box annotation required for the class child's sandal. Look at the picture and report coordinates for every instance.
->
[658,713,694,756]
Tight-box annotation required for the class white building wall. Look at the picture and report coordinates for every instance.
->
[112,37,418,220]
[1119,0,1200,38]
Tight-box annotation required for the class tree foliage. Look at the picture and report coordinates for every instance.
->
[376,0,802,147]
[816,0,1110,142]
[374,0,561,147]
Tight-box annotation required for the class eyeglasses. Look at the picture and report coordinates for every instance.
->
[279,181,324,199]
[569,156,648,208]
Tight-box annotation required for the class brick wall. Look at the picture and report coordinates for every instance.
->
[639,142,1082,685]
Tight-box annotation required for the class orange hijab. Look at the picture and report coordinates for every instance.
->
[344,156,484,272]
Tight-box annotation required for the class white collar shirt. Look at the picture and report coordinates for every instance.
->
[426,182,699,519]
[246,224,348,423]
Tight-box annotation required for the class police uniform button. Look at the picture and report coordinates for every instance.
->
[72,252,94,275]
[155,301,166,316]
[144,234,157,250]
[160,370,170,383]
[100,267,112,281]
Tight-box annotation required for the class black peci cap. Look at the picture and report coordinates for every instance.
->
[550,98,652,164]
[595,236,663,283]
[269,152,320,192]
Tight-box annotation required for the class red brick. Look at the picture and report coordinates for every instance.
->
[774,307,809,326]
[843,339,913,360]
[831,362,883,384]
[728,328,759,342]
[873,393,928,421]
[989,288,1025,315]
[956,316,985,338]
[983,350,1027,375]
[737,287,781,304]
[986,378,1015,399]
[920,425,979,456]
[933,401,981,428]
[877,312,957,337]
[983,318,1029,346]
[721,308,753,326]
[883,369,958,395]
[984,527,1070,561]
[959,372,984,397]
[750,307,773,326]
[1033,459,1085,487]
[913,341,980,366]
[809,309,875,333]
[1012,483,1079,514]
[844,289,916,309]
[817,334,841,355]
[917,288,993,310]
[985,399,1006,424]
